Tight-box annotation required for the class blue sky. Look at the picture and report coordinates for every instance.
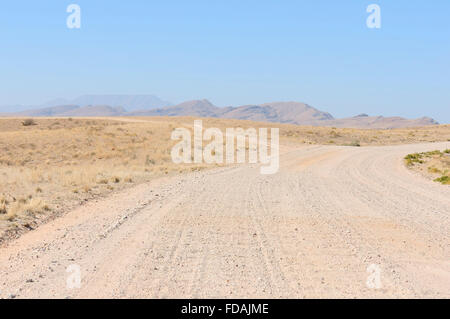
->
[1,0,449,122]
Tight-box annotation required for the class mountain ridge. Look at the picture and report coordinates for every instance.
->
[0,99,439,129]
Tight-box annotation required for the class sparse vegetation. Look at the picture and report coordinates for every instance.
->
[434,175,450,185]
[346,140,361,147]
[405,149,450,185]
[1,116,449,241]
[405,153,425,166]
[0,197,50,222]
[0,200,7,215]
[0,117,218,240]
[428,167,441,174]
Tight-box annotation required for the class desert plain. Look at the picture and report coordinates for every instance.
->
[0,117,449,298]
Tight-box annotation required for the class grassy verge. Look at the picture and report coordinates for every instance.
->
[404,149,450,185]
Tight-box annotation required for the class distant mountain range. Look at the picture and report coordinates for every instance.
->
[129,100,438,128]
[0,97,439,129]
[15,105,126,117]
[0,95,171,113]
[131,100,335,125]
[316,113,439,129]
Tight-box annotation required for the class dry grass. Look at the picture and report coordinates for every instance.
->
[150,117,450,147]
[1,116,449,241]
[404,149,450,185]
[0,117,214,240]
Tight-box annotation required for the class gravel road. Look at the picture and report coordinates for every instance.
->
[0,142,449,298]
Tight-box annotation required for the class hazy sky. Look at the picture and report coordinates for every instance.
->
[1,0,449,122]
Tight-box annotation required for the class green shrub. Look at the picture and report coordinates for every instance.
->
[404,153,424,165]
[344,141,361,147]
[434,175,450,185]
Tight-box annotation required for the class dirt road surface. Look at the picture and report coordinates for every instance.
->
[0,142,449,298]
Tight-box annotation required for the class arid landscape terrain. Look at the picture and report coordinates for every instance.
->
[2,0,449,305]
[0,116,449,298]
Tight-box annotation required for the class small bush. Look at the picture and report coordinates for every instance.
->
[22,119,37,126]
[428,167,441,174]
[344,141,361,147]
[405,153,422,160]
[424,150,442,157]
[124,177,133,183]
[0,203,7,215]
[434,175,450,185]
[404,153,424,166]
[145,155,156,165]
[112,177,121,183]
